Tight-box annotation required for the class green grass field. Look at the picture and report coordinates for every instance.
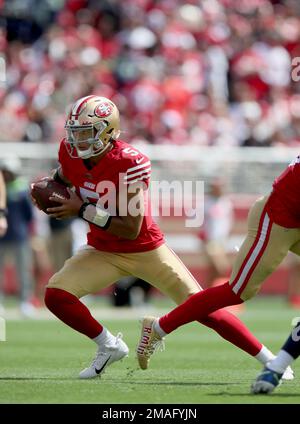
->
[1,296,300,404]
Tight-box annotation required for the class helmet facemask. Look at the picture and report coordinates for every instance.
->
[65,121,111,159]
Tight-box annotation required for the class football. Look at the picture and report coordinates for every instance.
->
[30,178,70,213]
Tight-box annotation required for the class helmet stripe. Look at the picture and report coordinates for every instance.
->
[72,95,97,117]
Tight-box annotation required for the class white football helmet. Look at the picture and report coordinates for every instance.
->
[64,95,120,159]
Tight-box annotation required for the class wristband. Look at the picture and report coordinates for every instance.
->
[78,202,111,229]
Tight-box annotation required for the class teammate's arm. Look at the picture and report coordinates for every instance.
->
[0,170,7,236]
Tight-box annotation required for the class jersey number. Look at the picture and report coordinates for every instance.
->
[123,147,139,157]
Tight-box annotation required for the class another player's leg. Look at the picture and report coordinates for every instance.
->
[133,241,277,371]
[45,248,129,378]
[156,198,276,333]
[137,287,280,371]
[251,320,300,394]
[135,198,298,377]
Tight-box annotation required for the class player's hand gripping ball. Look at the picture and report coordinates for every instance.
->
[30,178,70,213]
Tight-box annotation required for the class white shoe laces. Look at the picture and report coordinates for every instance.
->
[143,333,165,358]
[92,333,124,366]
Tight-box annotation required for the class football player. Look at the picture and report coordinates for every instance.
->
[40,95,290,379]
[137,156,300,381]
[251,320,300,394]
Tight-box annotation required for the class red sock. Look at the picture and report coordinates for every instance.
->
[45,288,103,339]
[159,282,262,356]
[199,310,262,356]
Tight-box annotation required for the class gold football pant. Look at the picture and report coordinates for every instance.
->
[229,196,300,300]
[47,244,201,304]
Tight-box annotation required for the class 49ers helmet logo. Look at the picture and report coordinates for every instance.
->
[94,102,113,118]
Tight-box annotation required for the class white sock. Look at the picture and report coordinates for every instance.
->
[268,350,294,374]
[93,328,115,347]
[153,319,167,338]
[255,345,275,365]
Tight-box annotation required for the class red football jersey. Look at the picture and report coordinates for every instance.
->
[58,139,165,253]
[266,156,300,228]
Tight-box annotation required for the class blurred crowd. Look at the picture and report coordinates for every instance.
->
[0,0,300,147]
